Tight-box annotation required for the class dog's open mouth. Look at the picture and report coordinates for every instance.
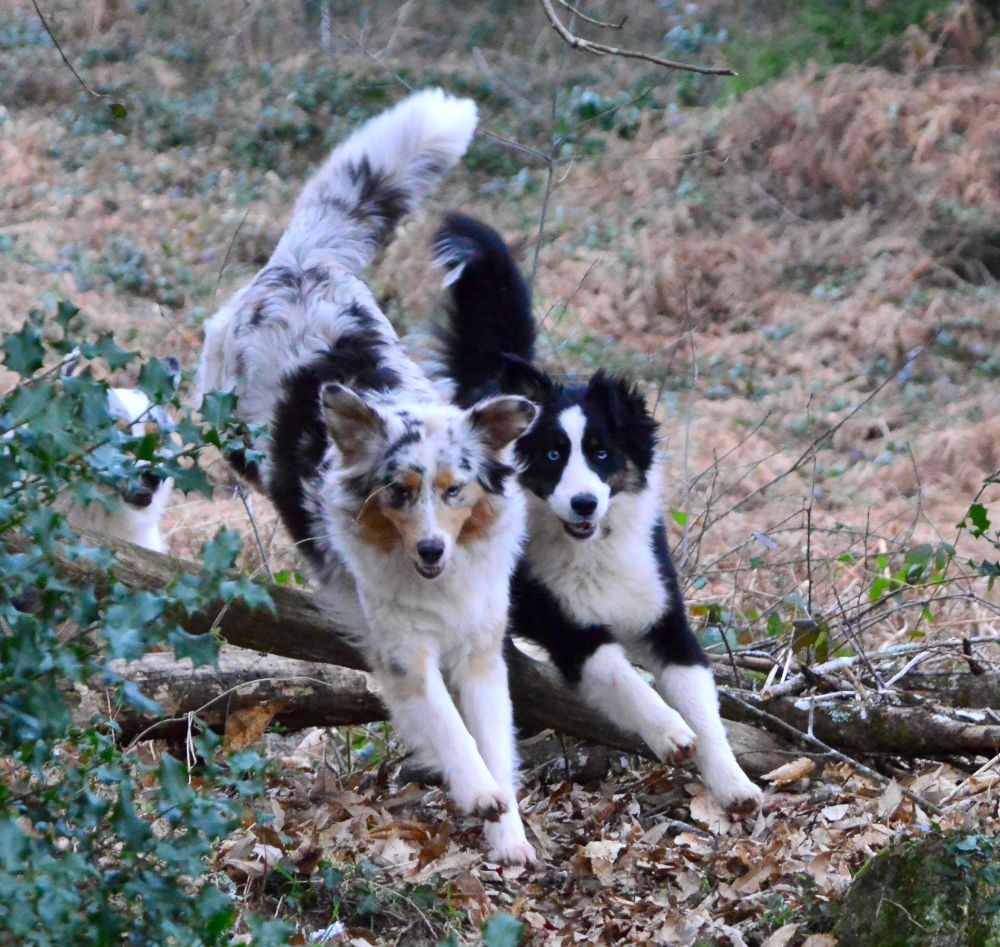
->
[415,561,445,579]
[563,519,596,539]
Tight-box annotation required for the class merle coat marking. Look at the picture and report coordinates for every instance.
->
[198,94,539,864]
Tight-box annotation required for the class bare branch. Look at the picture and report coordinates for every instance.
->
[539,0,736,76]
[31,0,107,99]
[555,0,627,30]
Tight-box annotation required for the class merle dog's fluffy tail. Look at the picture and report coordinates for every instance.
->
[434,213,535,406]
[271,89,478,273]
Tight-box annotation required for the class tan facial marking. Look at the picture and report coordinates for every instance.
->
[434,468,458,492]
[356,466,498,560]
[400,470,423,493]
[458,490,498,544]
[381,502,434,553]
[356,498,402,552]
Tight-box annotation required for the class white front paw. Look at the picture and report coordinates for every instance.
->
[484,818,537,866]
[647,719,698,767]
[704,764,763,815]
[452,779,508,821]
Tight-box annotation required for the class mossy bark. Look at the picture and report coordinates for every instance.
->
[835,833,1000,947]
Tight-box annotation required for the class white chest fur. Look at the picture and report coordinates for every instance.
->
[523,484,666,637]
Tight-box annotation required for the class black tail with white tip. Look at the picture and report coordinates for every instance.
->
[434,213,536,407]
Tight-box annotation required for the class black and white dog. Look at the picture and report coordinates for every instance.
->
[53,384,174,553]
[435,214,762,813]
[199,93,538,863]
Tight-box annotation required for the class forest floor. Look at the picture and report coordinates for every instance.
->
[2,0,999,943]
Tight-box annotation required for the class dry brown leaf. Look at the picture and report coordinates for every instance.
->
[802,934,838,947]
[762,758,817,785]
[762,925,800,947]
[820,803,850,821]
[689,790,732,834]
[878,780,904,819]
[223,701,286,751]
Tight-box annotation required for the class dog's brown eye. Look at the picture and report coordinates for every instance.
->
[389,484,410,505]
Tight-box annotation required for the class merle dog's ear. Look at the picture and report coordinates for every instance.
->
[498,354,552,403]
[586,371,657,469]
[468,395,537,452]
[321,383,387,465]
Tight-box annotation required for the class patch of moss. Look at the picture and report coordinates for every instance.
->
[835,833,1000,947]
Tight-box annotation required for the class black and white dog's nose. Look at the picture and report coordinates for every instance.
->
[121,470,161,509]
[570,494,598,517]
[416,538,445,564]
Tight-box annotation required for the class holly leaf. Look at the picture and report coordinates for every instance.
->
[2,321,45,376]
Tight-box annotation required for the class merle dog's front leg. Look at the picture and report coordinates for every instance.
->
[374,647,508,823]
[456,646,535,865]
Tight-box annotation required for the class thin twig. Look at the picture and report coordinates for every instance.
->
[31,0,107,99]
[706,348,924,528]
[555,0,627,29]
[539,0,736,76]
[211,206,253,312]
[235,481,274,583]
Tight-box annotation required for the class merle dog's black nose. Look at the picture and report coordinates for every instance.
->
[571,494,598,517]
[417,539,445,564]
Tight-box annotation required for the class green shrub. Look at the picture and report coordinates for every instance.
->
[0,303,287,945]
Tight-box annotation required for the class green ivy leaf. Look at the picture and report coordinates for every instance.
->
[85,333,136,370]
[2,321,45,376]
[200,390,239,430]
[168,461,214,498]
[55,300,81,331]
[200,529,244,575]
[963,503,991,538]
[220,576,274,614]
[169,627,220,667]
[139,357,179,403]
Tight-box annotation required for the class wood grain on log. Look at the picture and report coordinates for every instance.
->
[719,690,1000,758]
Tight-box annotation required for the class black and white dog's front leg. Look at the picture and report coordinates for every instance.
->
[511,571,696,766]
[643,527,762,813]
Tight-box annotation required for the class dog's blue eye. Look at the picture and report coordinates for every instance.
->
[547,450,561,462]
[596,449,608,461]
[446,485,461,498]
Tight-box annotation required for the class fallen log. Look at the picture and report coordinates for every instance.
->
[83,651,386,743]
[719,689,1000,758]
[14,531,783,772]
[42,533,999,765]
[900,672,1000,710]
[95,647,788,776]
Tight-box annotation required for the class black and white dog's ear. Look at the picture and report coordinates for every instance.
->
[587,370,657,467]
[321,383,388,465]
[162,356,182,383]
[60,349,82,378]
[498,353,552,404]
[467,394,537,452]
